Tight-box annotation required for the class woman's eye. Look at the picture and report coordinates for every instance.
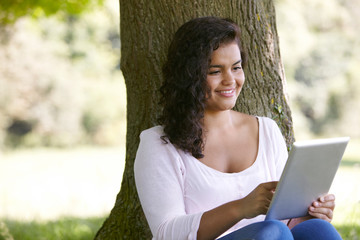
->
[233,66,242,71]
[208,70,220,75]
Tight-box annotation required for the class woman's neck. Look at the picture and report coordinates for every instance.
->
[203,110,236,132]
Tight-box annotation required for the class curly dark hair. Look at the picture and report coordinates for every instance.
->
[159,16,247,158]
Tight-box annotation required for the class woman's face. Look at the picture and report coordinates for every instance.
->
[205,42,245,113]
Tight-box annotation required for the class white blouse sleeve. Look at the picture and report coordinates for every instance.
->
[134,127,203,240]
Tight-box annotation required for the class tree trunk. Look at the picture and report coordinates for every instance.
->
[95,0,294,239]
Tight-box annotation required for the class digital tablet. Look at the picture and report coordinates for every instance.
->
[265,137,349,220]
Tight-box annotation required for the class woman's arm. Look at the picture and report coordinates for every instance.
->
[135,125,282,240]
[135,128,202,239]
[197,181,278,240]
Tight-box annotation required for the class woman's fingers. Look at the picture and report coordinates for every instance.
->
[312,199,335,209]
[319,194,335,203]
[308,194,336,222]
[262,181,278,191]
[261,182,277,207]
[309,206,333,222]
[242,181,278,218]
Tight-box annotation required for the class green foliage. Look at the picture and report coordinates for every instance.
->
[0,0,125,149]
[0,0,104,25]
[1,216,105,240]
[276,0,360,139]
[1,0,359,148]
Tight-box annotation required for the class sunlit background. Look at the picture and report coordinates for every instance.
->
[0,0,359,239]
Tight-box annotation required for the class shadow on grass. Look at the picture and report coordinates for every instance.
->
[0,216,106,240]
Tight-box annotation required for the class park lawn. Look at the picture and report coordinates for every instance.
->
[0,139,360,239]
[332,138,360,239]
[1,216,106,240]
[332,167,360,239]
[1,215,358,240]
[1,205,359,240]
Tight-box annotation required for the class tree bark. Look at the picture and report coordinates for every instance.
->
[95,0,294,239]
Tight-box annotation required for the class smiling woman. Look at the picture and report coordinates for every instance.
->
[205,43,245,113]
[133,17,342,240]
[159,17,247,160]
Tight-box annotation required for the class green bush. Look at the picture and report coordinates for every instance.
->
[0,1,125,149]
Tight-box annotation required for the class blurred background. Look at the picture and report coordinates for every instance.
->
[0,0,359,239]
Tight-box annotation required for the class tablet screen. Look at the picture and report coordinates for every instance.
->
[265,137,349,220]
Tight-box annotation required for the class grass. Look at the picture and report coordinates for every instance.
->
[0,140,359,239]
[336,225,360,240]
[0,216,106,240]
[0,147,124,240]
[332,138,360,239]
[1,217,357,240]
[0,147,125,221]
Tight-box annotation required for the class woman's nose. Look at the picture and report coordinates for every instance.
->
[222,71,235,85]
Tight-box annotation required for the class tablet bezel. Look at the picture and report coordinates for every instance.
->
[265,137,349,220]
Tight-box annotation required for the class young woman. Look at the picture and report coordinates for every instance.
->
[134,17,342,240]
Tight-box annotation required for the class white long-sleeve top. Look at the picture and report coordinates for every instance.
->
[134,117,288,240]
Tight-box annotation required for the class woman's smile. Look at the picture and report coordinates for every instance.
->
[216,88,236,97]
[205,42,245,112]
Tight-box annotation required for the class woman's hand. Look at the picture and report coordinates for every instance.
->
[308,193,336,222]
[197,182,278,240]
[240,181,278,219]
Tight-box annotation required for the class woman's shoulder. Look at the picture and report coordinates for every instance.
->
[231,112,276,127]
[257,116,279,128]
[136,126,184,169]
[140,125,164,138]
[230,111,279,133]
[139,125,175,149]
[231,111,257,126]
[137,126,165,147]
